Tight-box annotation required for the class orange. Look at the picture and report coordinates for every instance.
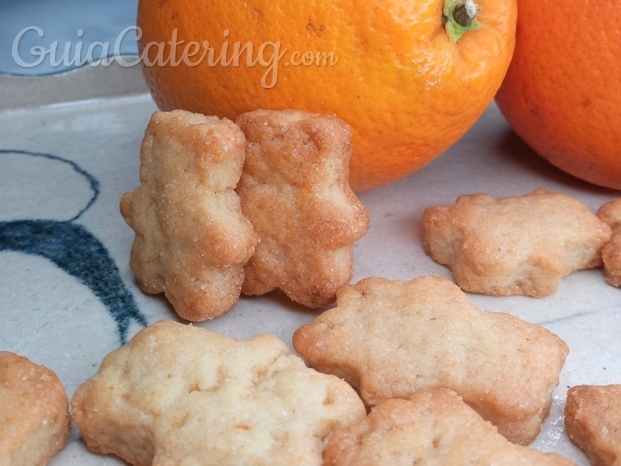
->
[137,0,517,191]
[495,1,621,191]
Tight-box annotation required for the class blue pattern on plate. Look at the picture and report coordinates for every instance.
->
[0,150,146,344]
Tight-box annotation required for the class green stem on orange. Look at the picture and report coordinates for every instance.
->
[444,0,481,43]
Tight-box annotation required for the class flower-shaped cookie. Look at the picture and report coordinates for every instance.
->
[72,320,366,466]
[325,388,575,465]
[293,275,568,445]
[0,351,70,465]
[565,384,621,466]
[597,198,621,287]
[422,188,611,296]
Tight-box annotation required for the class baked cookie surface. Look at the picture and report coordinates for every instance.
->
[235,109,370,308]
[597,198,621,287]
[293,275,568,445]
[120,110,257,321]
[422,188,611,296]
[324,388,576,466]
[71,320,365,466]
[0,351,70,466]
[565,384,621,466]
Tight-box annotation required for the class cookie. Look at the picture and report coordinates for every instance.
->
[293,275,568,445]
[324,387,576,465]
[0,351,70,465]
[565,384,621,466]
[120,110,257,321]
[235,109,370,308]
[597,199,621,287]
[422,188,611,296]
[71,320,366,466]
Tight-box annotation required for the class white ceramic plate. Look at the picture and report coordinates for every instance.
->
[0,64,618,465]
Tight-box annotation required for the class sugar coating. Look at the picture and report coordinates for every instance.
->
[0,351,70,466]
[120,110,257,321]
[565,384,621,466]
[422,188,611,297]
[324,388,576,466]
[597,198,621,287]
[236,109,370,308]
[293,275,568,445]
[71,320,366,466]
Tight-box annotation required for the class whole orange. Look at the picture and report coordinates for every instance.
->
[495,1,621,190]
[137,0,517,191]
